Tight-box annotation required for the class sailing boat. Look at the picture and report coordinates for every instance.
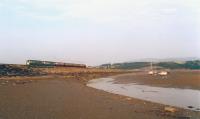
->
[148,62,156,75]
[158,71,168,76]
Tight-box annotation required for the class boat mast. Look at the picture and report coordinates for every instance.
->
[150,62,153,71]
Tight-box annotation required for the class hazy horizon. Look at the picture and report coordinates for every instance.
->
[0,0,200,66]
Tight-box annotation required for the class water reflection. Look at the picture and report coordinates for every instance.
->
[87,78,200,111]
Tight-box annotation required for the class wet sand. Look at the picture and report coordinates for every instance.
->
[0,71,199,119]
[113,70,200,90]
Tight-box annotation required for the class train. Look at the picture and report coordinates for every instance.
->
[26,60,87,68]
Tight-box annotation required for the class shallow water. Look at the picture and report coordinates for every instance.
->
[87,78,200,111]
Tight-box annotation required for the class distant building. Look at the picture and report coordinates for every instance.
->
[99,63,112,69]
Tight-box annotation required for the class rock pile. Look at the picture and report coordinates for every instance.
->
[0,64,41,76]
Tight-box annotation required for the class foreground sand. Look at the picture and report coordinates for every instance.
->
[0,69,199,119]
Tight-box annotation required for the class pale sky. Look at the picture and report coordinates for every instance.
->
[0,0,200,65]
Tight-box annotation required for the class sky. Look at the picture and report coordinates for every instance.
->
[0,0,200,65]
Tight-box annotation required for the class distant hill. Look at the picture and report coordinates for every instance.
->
[128,57,200,62]
[98,60,200,70]
[112,62,150,69]
[98,62,150,69]
[158,60,200,69]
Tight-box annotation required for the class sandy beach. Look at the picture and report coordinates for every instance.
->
[0,69,199,119]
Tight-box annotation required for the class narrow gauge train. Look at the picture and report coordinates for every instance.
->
[26,60,86,68]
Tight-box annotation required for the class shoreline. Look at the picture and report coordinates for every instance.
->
[87,77,200,111]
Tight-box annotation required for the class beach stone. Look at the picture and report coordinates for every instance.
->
[164,107,177,113]
[187,106,194,109]
[126,98,132,101]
